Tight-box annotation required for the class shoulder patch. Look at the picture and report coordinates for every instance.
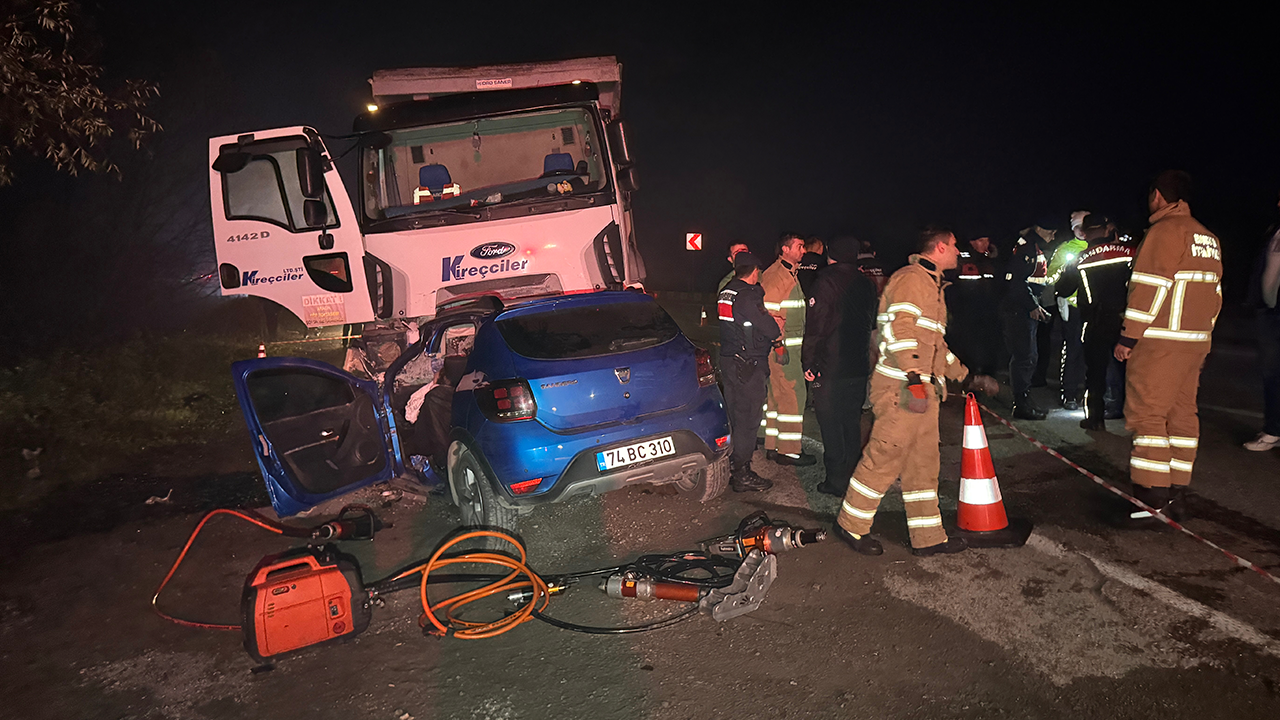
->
[808,297,816,307]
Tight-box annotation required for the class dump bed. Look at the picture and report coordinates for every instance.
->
[371,56,622,115]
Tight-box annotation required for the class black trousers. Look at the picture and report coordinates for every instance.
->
[1083,316,1124,420]
[812,376,868,486]
[949,307,1002,376]
[1002,307,1039,399]
[1060,305,1086,402]
[720,353,769,469]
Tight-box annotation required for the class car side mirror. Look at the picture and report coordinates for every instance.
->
[616,165,639,193]
[296,147,325,200]
[212,151,250,174]
[303,198,329,228]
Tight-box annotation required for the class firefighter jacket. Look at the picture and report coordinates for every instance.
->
[1001,234,1050,314]
[875,255,969,399]
[801,263,878,381]
[717,268,735,292]
[1119,201,1223,351]
[1047,238,1089,307]
[719,278,780,361]
[760,259,806,352]
[1056,240,1134,325]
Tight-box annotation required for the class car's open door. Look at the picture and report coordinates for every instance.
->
[209,127,375,328]
[231,358,396,516]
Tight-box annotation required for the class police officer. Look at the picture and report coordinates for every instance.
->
[718,252,780,492]
[1056,214,1134,429]
[801,236,879,496]
[1047,213,1090,409]
[1001,229,1052,419]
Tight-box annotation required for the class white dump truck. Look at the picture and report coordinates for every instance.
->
[207,57,645,331]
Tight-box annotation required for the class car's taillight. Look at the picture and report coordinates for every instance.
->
[695,347,717,388]
[510,478,542,494]
[476,379,537,422]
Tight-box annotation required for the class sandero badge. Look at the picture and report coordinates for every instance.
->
[470,242,516,260]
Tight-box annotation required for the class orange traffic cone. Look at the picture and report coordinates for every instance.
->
[956,393,1032,548]
[257,343,267,359]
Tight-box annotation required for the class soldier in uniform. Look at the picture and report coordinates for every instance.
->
[760,233,816,466]
[1114,171,1223,525]
[717,252,780,492]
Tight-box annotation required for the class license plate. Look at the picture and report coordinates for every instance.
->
[597,436,676,471]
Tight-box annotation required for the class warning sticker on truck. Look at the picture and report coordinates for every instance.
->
[302,293,347,326]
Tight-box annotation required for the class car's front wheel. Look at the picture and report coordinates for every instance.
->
[449,443,519,549]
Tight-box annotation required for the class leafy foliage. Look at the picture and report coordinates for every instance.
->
[0,0,160,184]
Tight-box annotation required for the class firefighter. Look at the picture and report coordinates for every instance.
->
[1000,228,1052,419]
[1046,213,1090,409]
[801,236,879,496]
[718,242,750,292]
[832,227,999,557]
[761,233,816,466]
[1056,214,1134,429]
[1114,171,1222,525]
[946,235,1002,376]
[717,251,780,492]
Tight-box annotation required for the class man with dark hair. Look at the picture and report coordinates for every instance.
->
[1001,228,1052,419]
[760,233,816,466]
[801,236,878,496]
[797,236,827,299]
[1114,170,1222,525]
[1244,190,1280,452]
[831,227,999,557]
[718,252,780,491]
[718,242,750,291]
[1057,214,1134,429]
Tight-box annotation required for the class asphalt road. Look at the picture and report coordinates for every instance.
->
[2,303,1279,719]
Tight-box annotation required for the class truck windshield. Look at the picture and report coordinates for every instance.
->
[361,107,608,223]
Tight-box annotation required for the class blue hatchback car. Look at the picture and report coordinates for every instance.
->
[229,292,732,532]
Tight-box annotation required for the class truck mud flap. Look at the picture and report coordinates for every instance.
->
[592,222,624,290]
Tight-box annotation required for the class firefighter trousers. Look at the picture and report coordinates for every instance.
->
[764,352,807,456]
[836,374,948,549]
[1124,346,1207,488]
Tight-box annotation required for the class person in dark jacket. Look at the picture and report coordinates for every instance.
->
[801,236,879,496]
[946,235,1002,376]
[1244,191,1280,451]
[718,251,782,491]
[1056,214,1134,429]
[797,236,828,300]
[1001,229,1052,419]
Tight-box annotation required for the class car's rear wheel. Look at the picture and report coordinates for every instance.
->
[674,454,730,503]
[450,444,519,550]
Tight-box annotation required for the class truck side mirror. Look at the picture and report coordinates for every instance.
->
[296,147,326,200]
[616,165,639,193]
[607,120,633,167]
[303,198,329,228]
[212,151,250,174]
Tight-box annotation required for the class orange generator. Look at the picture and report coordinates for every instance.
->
[240,545,372,661]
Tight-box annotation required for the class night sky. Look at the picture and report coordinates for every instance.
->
[3,3,1278,344]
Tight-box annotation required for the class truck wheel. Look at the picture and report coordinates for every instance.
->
[676,455,731,503]
[450,444,519,550]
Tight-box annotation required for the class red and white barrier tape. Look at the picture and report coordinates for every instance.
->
[976,402,1280,588]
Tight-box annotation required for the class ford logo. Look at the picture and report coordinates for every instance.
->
[470,242,516,260]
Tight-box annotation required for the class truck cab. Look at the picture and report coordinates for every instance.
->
[208,57,645,331]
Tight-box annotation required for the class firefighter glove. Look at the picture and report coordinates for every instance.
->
[773,340,790,366]
[904,372,929,414]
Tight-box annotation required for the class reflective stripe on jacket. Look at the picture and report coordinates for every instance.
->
[1121,202,1223,349]
[761,259,806,348]
[874,255,969,398]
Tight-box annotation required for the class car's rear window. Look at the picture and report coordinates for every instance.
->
[496,300,681,360]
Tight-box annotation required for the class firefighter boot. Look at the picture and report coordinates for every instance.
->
[832,523,883,556]
[910,536,968,557]
[730,462,773,493]
[1165,485,1191,523]
[1120,485,1171,529]
[1012,395,1047,420]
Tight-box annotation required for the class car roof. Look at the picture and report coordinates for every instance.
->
[493,290,654,322]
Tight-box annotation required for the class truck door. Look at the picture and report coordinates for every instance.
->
[209,127,375,327]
